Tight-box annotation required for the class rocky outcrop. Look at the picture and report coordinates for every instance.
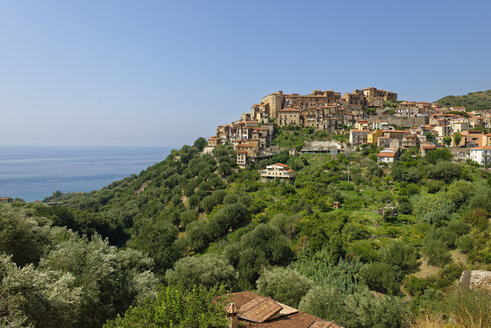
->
[460,270,491,293]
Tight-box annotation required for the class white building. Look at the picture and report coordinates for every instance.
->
[450,120,470,133]
[261,163,295,181]
[377,147,398,163]
[469,146,491,166]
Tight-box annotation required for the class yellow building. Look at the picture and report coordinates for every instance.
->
[367,130,383,144]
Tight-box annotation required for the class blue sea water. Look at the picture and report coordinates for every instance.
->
[0,146,172,202]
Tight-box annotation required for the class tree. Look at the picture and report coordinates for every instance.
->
[40,233,158,327]
[127,220,181,273]
[359,262,401,295]
[378,241,418,273]
[224,224,293,285]
[165,254,237,290]
[193,137,207,152]
[341,289,408,328]
[454,132,462,146]
[104,285,228,328]
[443,136,452,146]
[0,253,82,328]
[424,132,436,143]
[270,214,300,239]
[0,204,52,266]
[425,148,453,165]
[422,239,451,266]
[257,267,312,308]
[186,221,211,252]
[298,286,344,322]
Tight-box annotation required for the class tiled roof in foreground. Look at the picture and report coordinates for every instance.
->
[225,291,343,328]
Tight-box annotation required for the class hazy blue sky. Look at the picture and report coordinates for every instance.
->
[0,0,490,147]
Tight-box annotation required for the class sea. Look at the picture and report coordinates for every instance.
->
[0,146,172,202]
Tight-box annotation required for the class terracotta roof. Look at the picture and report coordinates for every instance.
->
[378,152,396,157]
[422,144,436,150]
[274,163,290,168]
[225,292,342,328]
[310,321,342,328]
[471,146,491,150]
[239,297,282,323]
[237,151,247,154]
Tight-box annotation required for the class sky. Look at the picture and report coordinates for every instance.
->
[0,0,490,147]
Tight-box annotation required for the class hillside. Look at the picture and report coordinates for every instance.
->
[436,89,491,111]
[2,131,491,327]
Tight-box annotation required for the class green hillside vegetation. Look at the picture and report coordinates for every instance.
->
[2,135,490,327]
[436,89,491,111]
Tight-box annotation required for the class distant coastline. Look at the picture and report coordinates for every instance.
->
[0,145,172,202]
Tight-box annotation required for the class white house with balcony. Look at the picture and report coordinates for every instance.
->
[469,146,491,166]
[261,163,295,181]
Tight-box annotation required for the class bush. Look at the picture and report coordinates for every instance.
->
[427,162,461,183]
[341,289,408,328]
[349,240,378,263]
[426,180,444,193]
[404,276,430,297]
[359,262,401,295]
[270,214,300,239]
[165,254,237,289]
[186,221,211,252]
[104,285,228,328]
[224,224,293,285]
[422,239,451,267]
[447,220,470,236]
[298,286,344,322]
[425,148,453,164]
[456,234,473,254]
[378,241,418,272]
[257,267,313,308]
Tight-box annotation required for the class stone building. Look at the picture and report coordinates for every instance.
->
[361,87,397,107]
[278,108,301,126]
[261,91,285,119]
[284,90,341,109]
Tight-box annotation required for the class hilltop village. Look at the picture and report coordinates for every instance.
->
[205,87,491,173]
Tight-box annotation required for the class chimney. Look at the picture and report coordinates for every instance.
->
[224,302,239,328]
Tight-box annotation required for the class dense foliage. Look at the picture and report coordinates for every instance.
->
[436,89,491,111]
[2,134,490,327]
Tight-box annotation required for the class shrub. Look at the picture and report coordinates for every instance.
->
[186,221,211,252]
[104,285,228,328]
[447,220,470,236]
[257,267,313,308]
[359,262,401,295]
[270,214,300,239]
[165,254,237,290]
[298,286,344,322]
[426,180,444,194]
[349,240,378,263]
[341,289,408,328]
[404,276,430,297]
[422,239,451,267]
[456,234,473,254]
[378,241,418,272]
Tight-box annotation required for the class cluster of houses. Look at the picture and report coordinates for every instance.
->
[349,112,491,164]
[204,87,491,174]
